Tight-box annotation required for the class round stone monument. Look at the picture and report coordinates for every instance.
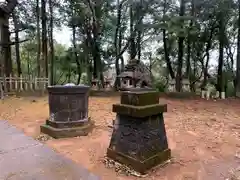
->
[40,84,94,138]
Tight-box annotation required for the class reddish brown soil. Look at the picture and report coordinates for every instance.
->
[0,96,239,180]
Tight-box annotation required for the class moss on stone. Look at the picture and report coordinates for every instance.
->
[120,91,159,106]
[107,148,171,174]
[40,120,94,139]
[112,104,167,118]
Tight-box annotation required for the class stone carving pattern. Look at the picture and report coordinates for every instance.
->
[134,61,152,87]
[119,59,152,88]
[109,114,168,161]
[49,94,87,122]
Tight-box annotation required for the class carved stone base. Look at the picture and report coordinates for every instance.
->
[40,120,94,139]
[107,148,171,174]
[107,114,170,174]
[107,90,171,174]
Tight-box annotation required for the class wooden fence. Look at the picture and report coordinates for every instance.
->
[0,75,49,92]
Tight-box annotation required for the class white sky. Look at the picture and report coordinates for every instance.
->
[54,27,72,47]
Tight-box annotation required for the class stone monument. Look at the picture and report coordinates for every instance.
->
[118,59,152,91]
[107,88,171,174]
[40,84,94,138]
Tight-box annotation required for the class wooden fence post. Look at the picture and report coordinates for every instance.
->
[9,74,12,91]
[0,75,51,94]
[19,74,23,91]
[30,75,33,91]
[43,78,46,90]
[24,76,28,91]
[3,75,6,92]
[35,77,38,90]
[15,75,18,91]
[0,80,3,99]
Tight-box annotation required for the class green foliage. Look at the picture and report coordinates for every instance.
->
[6,0,240,95]
[80,74,89,85]
[226,82,235,97]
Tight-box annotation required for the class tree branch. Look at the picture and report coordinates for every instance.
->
[9,28,28,34]
[0,39,29,47]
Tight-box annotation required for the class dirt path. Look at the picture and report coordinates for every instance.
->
[0,96,239,180]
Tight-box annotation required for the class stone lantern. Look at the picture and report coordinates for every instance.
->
[118,59,152,91]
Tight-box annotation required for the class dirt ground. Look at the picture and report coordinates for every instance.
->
[0,96,240,180]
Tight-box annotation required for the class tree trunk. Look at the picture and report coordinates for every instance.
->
[87,63,92,85]
[136,1,143,60]
[202,51,210,90]
[186,0,194,80]
[191,42,196,91]
[90,2,103,86]
[114,0,122,89]
[176,0,185,92]
[91,28,100,80]
[236,0,240,97]
[119,28,124,72]
[217,12,224,93]
[12,11,21,77]
[163,0,175,79]
[3,17,12,78]
[36,0,41,77]
[137,26,141,60]
[186,38,191,79]
[27,51,30,77]
[202,25,215,89]
[41,0,48,78]
[69,1,81,84]
[129,5,136,59]
[92,50,98,79]
[72,26,81,84]
[163,30,175,79]
[120,56,124,72]
[49,0,54,85]
[67,67,71,83]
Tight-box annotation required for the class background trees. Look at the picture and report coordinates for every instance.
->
[1,0,240,95]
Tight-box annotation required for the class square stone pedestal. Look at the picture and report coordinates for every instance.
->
[40,119,94,139]
[40,85,94,139]
[107,90,171,174]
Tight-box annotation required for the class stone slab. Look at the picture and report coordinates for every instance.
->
[46,118,90,128]
[112,104,167,117]
[0,120,101,180]
[40,120,94,139]
[48,85,90,94]
[107,148,171,174]
[120,91,159,106]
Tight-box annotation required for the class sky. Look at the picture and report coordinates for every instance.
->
[54,27,72,47]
